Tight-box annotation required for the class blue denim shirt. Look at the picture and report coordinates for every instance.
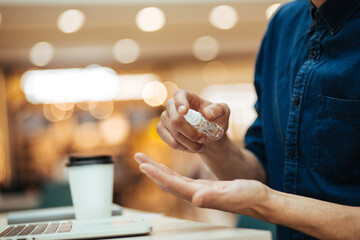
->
[244,0,360,239]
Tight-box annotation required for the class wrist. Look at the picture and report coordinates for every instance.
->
[200,134,230,156]
[250,186,280,223]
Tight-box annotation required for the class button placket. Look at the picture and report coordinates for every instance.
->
[312,50,317,59]
[293,97,300,106]
[282,26,324,194]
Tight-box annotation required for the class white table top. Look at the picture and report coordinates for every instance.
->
[0,208,272,240]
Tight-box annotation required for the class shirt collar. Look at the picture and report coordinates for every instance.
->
[308,0,360,35]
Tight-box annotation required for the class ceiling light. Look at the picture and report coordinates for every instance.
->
[265,3,281,20]
[163,81,178,101]
[209,5,238,30]
[99,115,130,145]
[113,39,140,64]
[115,73,160,100]
[29,42,54,67]
[21,67,161,104]
[73,122,100,149]
[89,101,114,120]
[142,81,167,107]
[21,67,119,104]
[57,9,85,33]
[43,104,73,122]
[76,102,97,111]
[136,7,166,32]
[192,36,219,61]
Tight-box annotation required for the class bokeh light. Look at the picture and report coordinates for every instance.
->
[142,81,167,107]
[192,36,219,61]
[163,81,179,101]
[209,5,238,30]
[54,103,75,112]
[113,39,141,64]
[89,101,114,120]
[73,122,100,149]
[43,104,74,122]
[51,104,73,121]
[136,7,166,32]
[57,9,85,33]
[99,114,130,145]
[50,104,66,121]
[265,3,281,20]
[29,42,54,67]
[202,61,228,84]
[115,73,160,100]
[43,105,57,122]
[21,67,119,104]
[76,102,97,111]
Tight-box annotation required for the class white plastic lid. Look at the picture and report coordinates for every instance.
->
[184,109,202,126]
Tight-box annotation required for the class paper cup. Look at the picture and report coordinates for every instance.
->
[67,155,114,220]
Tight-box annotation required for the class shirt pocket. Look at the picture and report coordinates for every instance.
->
[312,95,360,183]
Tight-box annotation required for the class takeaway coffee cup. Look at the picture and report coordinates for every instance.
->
[67,155,114,220]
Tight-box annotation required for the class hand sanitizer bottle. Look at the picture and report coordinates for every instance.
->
[184,109,224,140]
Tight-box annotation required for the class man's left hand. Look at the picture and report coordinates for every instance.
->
[134,152,270,215]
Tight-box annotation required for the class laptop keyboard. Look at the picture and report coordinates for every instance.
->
[0,221,73,237]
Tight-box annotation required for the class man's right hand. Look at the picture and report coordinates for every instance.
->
[156,89,230,153]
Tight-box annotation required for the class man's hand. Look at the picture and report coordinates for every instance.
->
[134,152,270,216]
[135,152,360,240]
[156,89,266,183]
[157,89,230,153]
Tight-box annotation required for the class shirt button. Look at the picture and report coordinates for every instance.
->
[288,151,295,159]
[293,97,300,106]
[312,50,317,59]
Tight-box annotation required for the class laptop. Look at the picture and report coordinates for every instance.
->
[0,206,152,240]
[7,204,124,225]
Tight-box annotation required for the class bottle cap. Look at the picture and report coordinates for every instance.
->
[184,109,202,126]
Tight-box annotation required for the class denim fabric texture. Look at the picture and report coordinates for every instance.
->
[244,0,360,239]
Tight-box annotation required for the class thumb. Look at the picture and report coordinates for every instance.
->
[202,103,229,121]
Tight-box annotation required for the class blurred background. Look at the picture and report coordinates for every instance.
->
[0,0,287,231]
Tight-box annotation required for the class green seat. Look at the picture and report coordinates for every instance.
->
[237,215,277,240]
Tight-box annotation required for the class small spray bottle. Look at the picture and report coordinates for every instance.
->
[184,109,224,140]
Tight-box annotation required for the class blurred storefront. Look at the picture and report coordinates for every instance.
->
[0,0,287,227]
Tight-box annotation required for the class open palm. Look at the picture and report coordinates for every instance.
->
[134,152,270,216]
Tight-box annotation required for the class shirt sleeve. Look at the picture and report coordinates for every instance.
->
[243,4,287,172]
[243,25,270,172]
[244,104,267,171]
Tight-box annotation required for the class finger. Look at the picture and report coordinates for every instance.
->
[164,104,207,146]
[161,109,206,149]
[165,98,180,118]
[135,152,177,177]
[134,152,186,179]
[139,163,169,187]
[202,103,230,121]
[164,125,204,152]
[134,152,157,165]
[173,89,192,115]
[161,105,205,146]
[174,90,213,115]
[156,121,189,152]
